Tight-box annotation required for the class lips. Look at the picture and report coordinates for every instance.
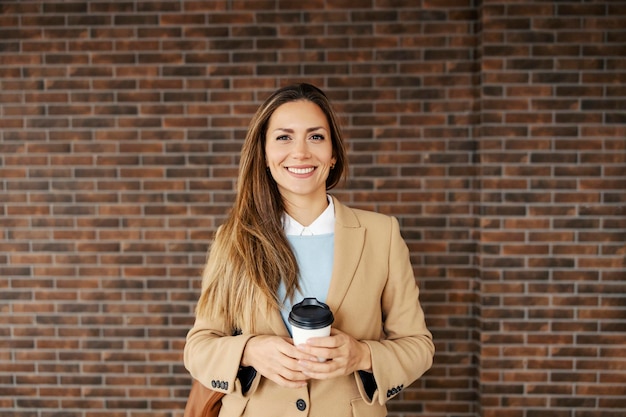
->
[287,167,315,174]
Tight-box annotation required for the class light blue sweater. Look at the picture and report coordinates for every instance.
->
[278,233,334,335]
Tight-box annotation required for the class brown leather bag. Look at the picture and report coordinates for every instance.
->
[183,378,225,417]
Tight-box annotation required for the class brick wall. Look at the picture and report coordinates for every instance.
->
[0,1,624,417]
[477,3,626,417]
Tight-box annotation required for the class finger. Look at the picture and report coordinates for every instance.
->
[272,373,309,388]
[297,345,334,362]
[279,367,310,382]
[300,363,342,381]
[310,334,340,345]
[262,358,310,387]
[298,355,343,375]
[292,342,323,362]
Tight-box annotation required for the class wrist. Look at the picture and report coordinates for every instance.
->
[359,341,373,372]
[241,336,256,368]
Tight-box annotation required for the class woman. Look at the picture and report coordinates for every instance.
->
[184,83,434,417]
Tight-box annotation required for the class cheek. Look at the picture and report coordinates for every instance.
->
[266,149,287,166]
[266,150,280,164]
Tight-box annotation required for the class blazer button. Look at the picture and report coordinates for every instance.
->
[296,399,306,411]
[211,380,217,389]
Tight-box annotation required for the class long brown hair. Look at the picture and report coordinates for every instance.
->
[196,83,347,332]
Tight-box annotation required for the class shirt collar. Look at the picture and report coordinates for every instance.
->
[282,195,335,236]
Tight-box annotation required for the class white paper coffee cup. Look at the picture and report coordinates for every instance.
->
[288,298,334,361]
[291,323,332,347]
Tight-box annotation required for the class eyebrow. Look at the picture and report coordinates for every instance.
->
[271,126,328,134]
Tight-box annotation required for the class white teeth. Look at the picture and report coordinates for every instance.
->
[288,167,314,174]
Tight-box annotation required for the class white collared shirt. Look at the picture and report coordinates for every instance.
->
[282,195,335,236]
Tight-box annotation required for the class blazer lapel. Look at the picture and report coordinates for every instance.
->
[325,196,365,314]
[263,304,291,338]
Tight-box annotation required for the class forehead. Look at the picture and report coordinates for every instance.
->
[267,100,329,129]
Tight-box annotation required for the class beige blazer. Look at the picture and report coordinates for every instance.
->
[184,197,434,417]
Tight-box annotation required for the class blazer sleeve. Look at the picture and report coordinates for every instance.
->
[355,216,435,405]
[184,316,258,397]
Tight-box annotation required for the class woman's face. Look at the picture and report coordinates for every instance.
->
[265,100,336,204]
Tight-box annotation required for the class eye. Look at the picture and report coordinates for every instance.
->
[310,134,325,141]
[276,135,290,141]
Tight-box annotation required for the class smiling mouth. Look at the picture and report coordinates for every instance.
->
[287,167,315,174]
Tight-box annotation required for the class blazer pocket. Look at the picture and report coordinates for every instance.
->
[350,397,387,417]
[221,392,250,417]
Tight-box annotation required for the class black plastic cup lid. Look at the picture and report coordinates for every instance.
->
[288,298,334,330]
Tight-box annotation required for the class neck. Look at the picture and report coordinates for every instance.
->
[283,193,329,227]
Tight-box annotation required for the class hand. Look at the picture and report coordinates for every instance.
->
[241,335,317,388]
[295,328,372,380]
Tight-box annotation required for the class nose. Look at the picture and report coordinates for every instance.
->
[292,138,311,159]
